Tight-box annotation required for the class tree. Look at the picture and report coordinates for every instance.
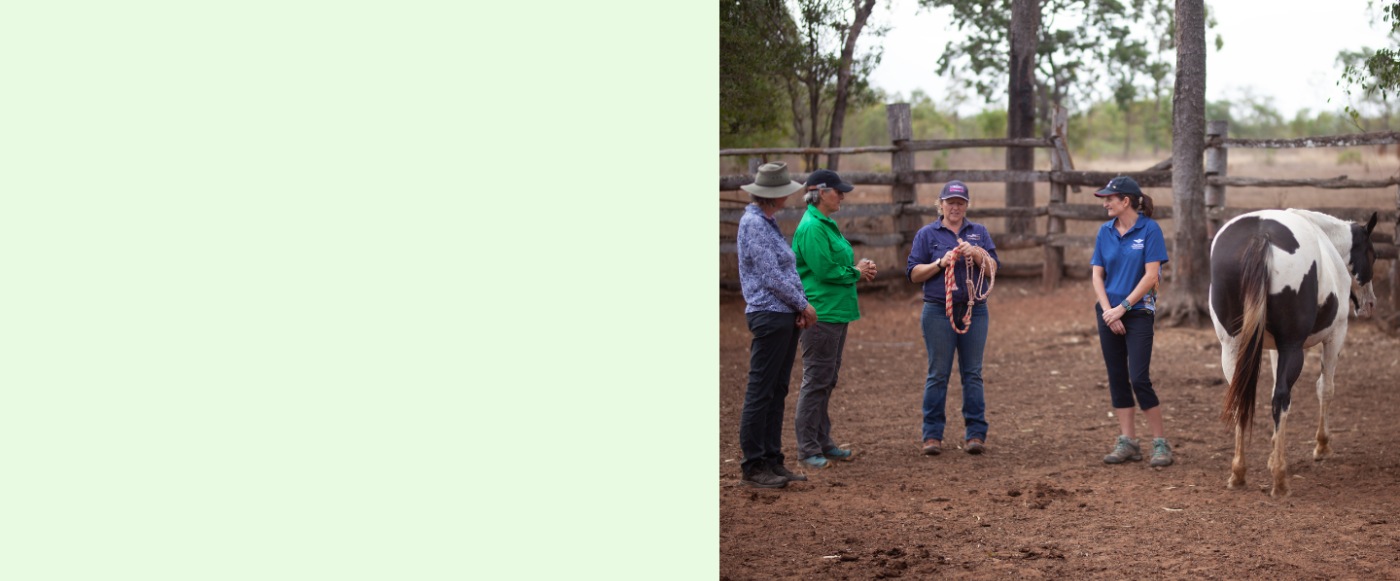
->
[924,0,1150,133]
[827,0,879,170]
[1162,0,1210,327]
[720,0,798,140]
[1006,0,1039,234]
[1338,1,1400,125]
[786,0,885,171]
[1338,41,1400,132]
[1104,24,1148,158]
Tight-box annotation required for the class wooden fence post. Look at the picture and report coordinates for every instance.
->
[747,157,761,175]
[1043,105,1069,290]
[887,103,919,271]
[1393,183,1399,308]
[1205,120,1229,237]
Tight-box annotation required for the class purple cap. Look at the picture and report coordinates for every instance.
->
[940,180,969,200]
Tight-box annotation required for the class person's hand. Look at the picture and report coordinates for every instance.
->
[1102,305,1126,326]
[939,250,959,268]
[857,259,877,281]
[1109,319,1126,335]
[800,305,818,328]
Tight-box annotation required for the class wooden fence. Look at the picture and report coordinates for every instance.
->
[720,104,1400,302]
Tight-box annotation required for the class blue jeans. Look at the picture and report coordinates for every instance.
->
[920,302,989,443]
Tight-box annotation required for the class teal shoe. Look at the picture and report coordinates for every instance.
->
[1150,438,1174,467]
[800,455,831,469]
[823,447,855,462]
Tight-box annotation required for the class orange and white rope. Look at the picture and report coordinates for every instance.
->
[943,239,996,334]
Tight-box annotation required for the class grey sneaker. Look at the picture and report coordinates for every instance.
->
[1150,438,1174,467]
[1103,436,1142,464]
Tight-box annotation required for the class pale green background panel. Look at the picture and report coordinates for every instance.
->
[0,1,713,579]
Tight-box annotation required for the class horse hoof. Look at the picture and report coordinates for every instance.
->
[1227,477,1245,490]
[1313,447,1333,461]
[1271,486,1292,499]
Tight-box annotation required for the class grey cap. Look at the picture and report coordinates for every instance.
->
[740,162,805,198]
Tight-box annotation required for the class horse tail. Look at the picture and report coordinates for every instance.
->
[1221,234,1271,432]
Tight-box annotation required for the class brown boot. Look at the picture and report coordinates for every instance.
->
[922,439,942,455]
[965,439,985,455]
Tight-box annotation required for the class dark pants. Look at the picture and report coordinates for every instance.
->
[920,302,989,443]
[740,310,800,475]
[795,321,848,458]
[1095,304,1159,410]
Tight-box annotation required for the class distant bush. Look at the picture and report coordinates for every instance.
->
[1337,150,1364,165]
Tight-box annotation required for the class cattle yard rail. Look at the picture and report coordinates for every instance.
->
[719,104,1400,304]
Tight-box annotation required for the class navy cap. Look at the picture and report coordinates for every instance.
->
[939,180,970,200]
[805,169,855,192]
[1095,176,1143,197]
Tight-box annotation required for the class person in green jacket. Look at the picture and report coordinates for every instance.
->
[792,169,876,470]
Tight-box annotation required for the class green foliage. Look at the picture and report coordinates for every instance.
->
[720,0,796,138]
[1336,2,1400,126]
[1337,149,1365,165]
[717,0,886,160]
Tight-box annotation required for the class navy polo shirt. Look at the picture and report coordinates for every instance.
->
[1091,213,1169,311]
[906,219,1000,304]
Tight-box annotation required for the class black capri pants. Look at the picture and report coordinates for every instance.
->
[1095,304,1159,410]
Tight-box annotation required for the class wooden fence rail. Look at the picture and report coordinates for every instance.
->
[722,108,1400,299]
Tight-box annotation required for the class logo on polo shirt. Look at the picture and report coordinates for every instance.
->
[966,233,980,240]
[1132,238,1145,250]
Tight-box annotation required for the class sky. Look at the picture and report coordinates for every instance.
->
[866,0,1397,118]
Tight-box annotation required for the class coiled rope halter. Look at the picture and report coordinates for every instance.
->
[943,238,996,334]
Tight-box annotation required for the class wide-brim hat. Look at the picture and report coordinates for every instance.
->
[740,162,805,198]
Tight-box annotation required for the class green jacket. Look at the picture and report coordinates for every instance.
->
[792,205,862,323]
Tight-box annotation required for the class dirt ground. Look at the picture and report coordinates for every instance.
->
[719,278,1400,580]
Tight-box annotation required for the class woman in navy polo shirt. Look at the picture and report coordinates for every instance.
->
[906,181,999,456]
[1090,176,1173,467]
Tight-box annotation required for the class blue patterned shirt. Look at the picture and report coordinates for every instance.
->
[737,204,809,314]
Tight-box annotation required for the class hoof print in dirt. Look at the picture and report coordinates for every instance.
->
[827,481,845,487]
[873,560,907,578]
[1007,489,1022,497]
[748,491,780,504]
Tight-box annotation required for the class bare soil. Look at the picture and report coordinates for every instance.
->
[719,278,1400,580]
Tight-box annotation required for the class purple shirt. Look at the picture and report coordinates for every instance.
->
[906,219,1000,305]
[737,204,809,314]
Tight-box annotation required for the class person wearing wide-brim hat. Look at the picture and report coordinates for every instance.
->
[1090,176,1174,467]
[791,169,876,470]
[736,162,819,488]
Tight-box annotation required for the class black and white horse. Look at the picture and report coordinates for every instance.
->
[1210,209,1378,497]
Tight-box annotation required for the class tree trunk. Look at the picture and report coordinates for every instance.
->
[827,0,877,171]
[1163,0,1210,327]
[1005,0,1039,234]
[1123,108,1131,159]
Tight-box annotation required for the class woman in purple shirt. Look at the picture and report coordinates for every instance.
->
[735,162,818,489]
[905,181,999,457]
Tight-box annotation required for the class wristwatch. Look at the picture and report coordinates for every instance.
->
[1120,299,1132,310]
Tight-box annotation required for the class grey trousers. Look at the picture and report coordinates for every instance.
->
[796,321,848,458]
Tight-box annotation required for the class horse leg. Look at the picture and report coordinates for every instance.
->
[1269,347,1306,498]
[1314,335,1343,460]
[1228,422,1247,489]
[1222,343,1248,489]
